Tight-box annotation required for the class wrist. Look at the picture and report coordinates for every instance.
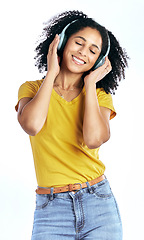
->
[85,82,96,92]
[45,70,58,81]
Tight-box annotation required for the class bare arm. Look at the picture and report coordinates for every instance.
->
[83,57,112,149]
[17,35,60,136]
[83,83,111,149]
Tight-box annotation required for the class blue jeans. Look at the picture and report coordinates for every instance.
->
[31,179,122,239]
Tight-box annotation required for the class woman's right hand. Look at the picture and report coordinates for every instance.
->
[17,35,60,136]
[47,34,60,77]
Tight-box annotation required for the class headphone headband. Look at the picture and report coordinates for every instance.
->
[57,20,78,51]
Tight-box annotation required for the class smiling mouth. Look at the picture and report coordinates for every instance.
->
[72,55,86,65]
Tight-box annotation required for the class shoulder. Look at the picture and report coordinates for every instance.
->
[18,79,44,97]
[96,88,113,103]
[96,87,111,97]
[19,79,44,92]
[15,79,44,111]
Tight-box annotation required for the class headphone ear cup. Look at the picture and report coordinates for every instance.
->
[92,35,110,71]
[92,57,105,70]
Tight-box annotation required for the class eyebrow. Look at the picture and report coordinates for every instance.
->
[74,36,101,51]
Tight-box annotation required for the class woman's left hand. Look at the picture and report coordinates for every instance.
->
[84,57,112,86]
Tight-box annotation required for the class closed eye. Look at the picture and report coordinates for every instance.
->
[75,41,82,46]
[75,40,97,54]
[90,50,96,54]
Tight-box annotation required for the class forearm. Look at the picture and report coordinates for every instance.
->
[18,35,60,135]
[19,71,56,135]
[83,83,110,149]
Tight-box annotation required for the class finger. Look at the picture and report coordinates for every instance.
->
[53,34,60,53]
[96,57,110,72]
[48,35,59,55]
[103,57,112,72]
[104,64,112,74]
[104,57,110,68]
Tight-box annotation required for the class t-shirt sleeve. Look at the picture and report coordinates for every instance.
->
[97,88,116,120]
[15,80,43,111]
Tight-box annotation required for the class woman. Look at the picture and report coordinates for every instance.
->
[15,10,128,240]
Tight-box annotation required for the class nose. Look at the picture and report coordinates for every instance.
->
[78,46,87,57]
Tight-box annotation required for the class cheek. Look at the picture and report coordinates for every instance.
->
[91,51,101,64]
[62,44,77,64]
[89,55,98,66]
[62,50,70,64]
[64,43,77,55]
[62,43,73,57]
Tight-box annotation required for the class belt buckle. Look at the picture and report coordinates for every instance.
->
[73,183,82,193]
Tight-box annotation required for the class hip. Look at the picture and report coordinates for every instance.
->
[32,178,122,239]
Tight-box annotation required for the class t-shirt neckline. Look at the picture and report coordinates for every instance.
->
[52,86,86,105]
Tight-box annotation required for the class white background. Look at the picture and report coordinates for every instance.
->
[0,0,144,239]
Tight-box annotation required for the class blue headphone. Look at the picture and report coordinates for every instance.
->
[57,20,110,70]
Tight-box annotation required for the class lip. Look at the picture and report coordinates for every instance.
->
[72,55,86,65]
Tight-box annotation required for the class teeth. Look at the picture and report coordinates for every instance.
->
[72,56,85,65]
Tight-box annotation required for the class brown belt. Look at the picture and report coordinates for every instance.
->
[36,175,105,195]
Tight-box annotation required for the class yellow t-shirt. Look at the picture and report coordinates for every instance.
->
[15,79,116,187]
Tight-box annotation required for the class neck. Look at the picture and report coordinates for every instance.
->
[54,70,84,90]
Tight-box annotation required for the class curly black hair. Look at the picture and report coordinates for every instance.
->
[35,10,129,94]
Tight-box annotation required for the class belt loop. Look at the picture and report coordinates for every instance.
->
[50,187,54,201]
[86,182,93,194]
